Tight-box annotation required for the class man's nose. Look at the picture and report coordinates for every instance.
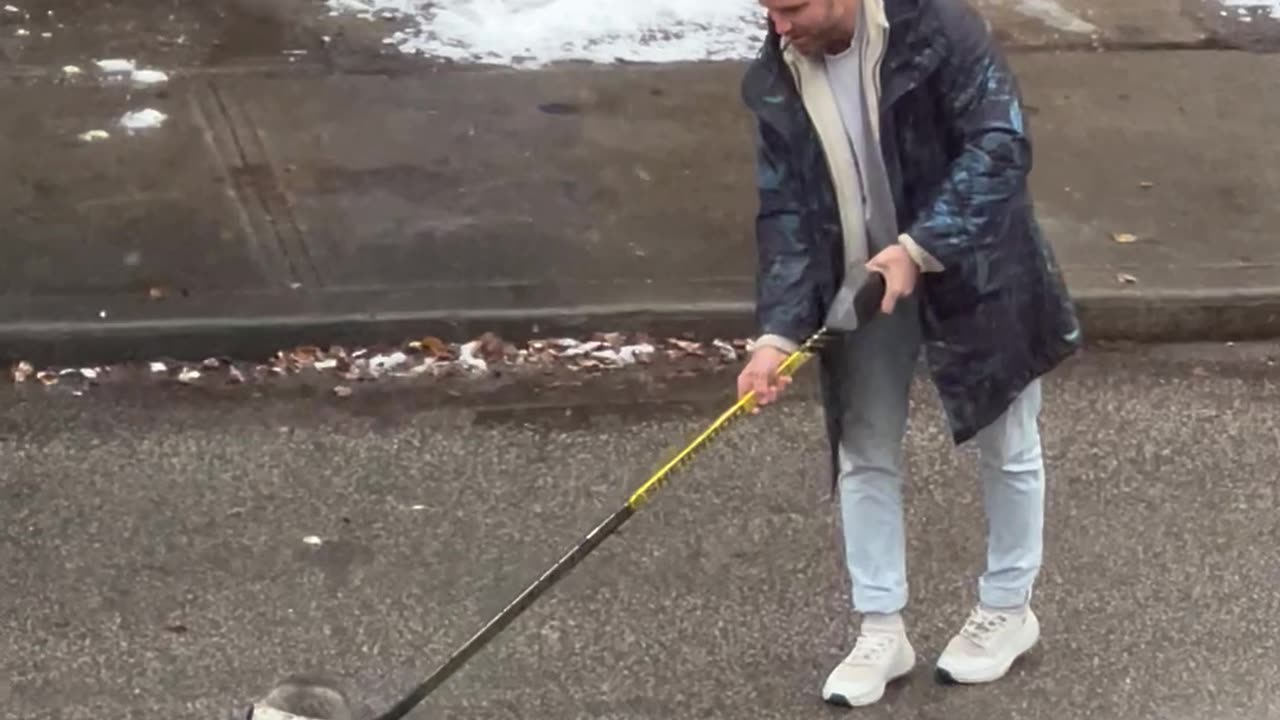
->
[769,12,791,34]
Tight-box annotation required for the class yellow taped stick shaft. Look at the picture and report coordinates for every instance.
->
[625,328,827,510]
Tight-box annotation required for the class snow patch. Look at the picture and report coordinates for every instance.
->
[95,58,136,73]
[1012,0,1098,34]
[1219,0,1279,16]
[119,108,167,132]
[130,69,169,85]
[327,0,768,67]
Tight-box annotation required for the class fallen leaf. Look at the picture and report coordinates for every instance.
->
[458,341,488,372]
[11,361,33,383]
[1139,181,1154,189]
[79,368,99,380]
[302,535,323,546]
[333,385,353,397]
[148,286,167,300]
[558,341,603,358]
[1117,273,1139,284]
[417,336,451,358]
[591,349,622,364]
[37,370,58,385]
[618,343,656,365]
[228,366,246,384]
[369,352,408,374]
[712,339,738,362]
[474,332,507,361]
[1112,232,1138,244]
[291,346,323,365]
[177,368,201,384]
[150,361,167,373]
[202,357,222,369]
[592,331,626,347]
[668,339,705,356]
[314,358,339,370]
[400,360,436,377]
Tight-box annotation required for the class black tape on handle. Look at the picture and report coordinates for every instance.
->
[852,271,887,326]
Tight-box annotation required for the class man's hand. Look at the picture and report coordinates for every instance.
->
[737,345,792,413]
[866,244,920,315]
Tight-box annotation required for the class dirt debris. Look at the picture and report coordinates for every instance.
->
[6,331,758,395]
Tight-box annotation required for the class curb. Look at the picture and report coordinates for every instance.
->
[1071,288,1280,344]
[3,290,1279,369]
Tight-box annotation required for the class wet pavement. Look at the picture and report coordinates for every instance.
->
[2,0,1278,78]
[4,46,1280,367]
[2,340,1278,719]
[1,0,1279,366]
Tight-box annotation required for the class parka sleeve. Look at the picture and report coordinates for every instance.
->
[900,0,1034,269]
[751,119,821,353]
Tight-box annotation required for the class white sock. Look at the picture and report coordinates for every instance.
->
[860,612,905,631]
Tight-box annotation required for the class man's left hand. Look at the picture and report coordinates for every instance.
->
[866,244,920,315]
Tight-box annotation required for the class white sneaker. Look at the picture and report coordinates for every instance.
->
[935,605,1040,684]
[822,614,917,707]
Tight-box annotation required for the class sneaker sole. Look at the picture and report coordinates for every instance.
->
[822,653,916,707]
[935,613,1040,685]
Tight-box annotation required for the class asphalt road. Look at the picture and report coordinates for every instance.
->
[2,341,1278,720]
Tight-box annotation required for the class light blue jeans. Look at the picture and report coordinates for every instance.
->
[834,295,1046,614]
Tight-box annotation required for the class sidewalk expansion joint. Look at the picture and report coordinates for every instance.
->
[189,79,323,291]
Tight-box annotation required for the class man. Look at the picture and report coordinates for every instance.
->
[736,0,1082,708]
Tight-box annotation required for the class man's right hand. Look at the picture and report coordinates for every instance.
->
[737,345,792,412]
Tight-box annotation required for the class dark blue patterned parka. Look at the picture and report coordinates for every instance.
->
[741,0,1082,482]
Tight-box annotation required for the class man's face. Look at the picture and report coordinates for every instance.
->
[758,0,851,55]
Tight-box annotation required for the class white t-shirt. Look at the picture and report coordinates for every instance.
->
[823,25,872,226]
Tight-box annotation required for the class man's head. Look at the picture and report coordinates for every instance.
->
[758,0,860,56]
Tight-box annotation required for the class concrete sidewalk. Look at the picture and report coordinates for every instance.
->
[2,35,1279,365]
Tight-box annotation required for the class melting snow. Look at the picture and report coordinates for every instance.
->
[119,108,167,132]
[130,69,169,85]
[95,58,136,73]
[327,0,768,67]
[1220,0,1279,16]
